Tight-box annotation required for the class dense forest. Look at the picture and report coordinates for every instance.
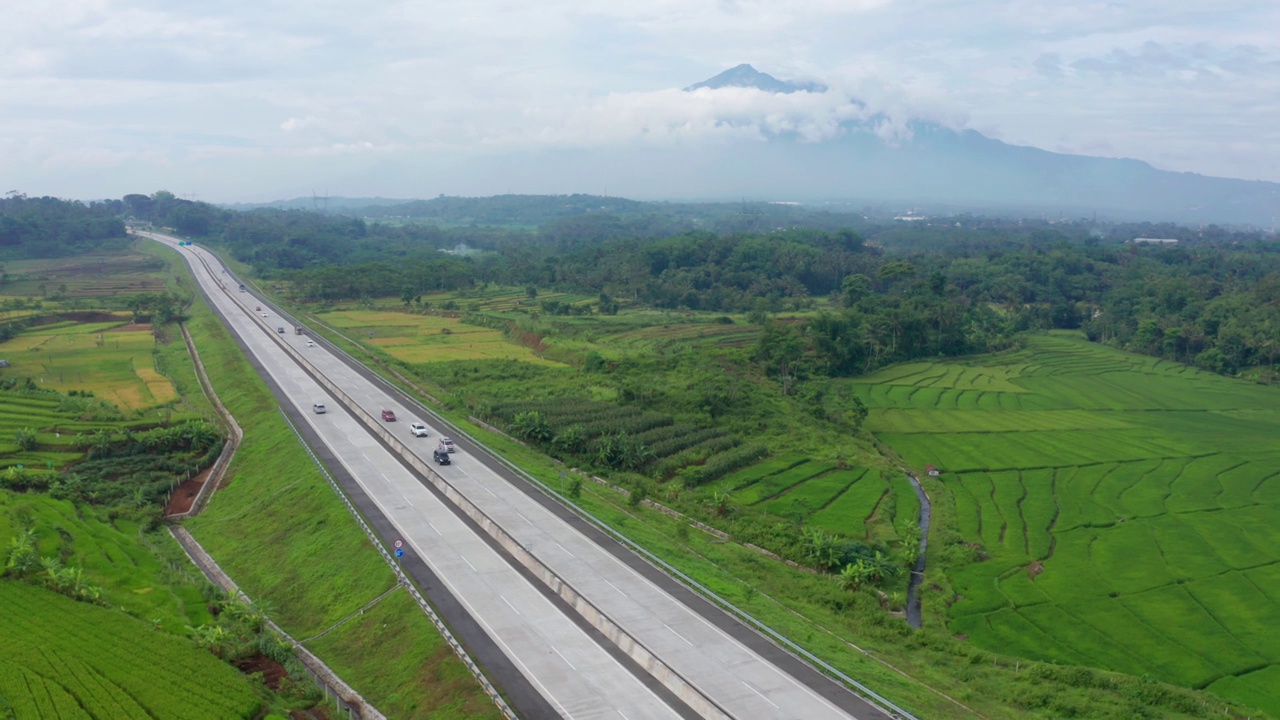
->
[16,192,1280,379]
[0,194,127,258]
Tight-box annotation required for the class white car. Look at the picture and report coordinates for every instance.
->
[438,437,456,453]
[410,422,429,437]
[261,312,268,318]
[313,403,327,414]
[306,340,315,347]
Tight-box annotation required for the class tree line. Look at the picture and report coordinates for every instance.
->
[16,193,1280,378]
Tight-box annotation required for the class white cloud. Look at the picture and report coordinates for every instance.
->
[1,0,1279,199]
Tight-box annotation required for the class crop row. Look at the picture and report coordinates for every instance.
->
[630,423,704,446]
[651,435,743,478]
[733,461,840,506]
[573,413,673,438]
[646,427,731,459]
[677,444,770,487]
[1,583,260,719]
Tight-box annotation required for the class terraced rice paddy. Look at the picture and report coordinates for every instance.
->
[0,250,169,298]
[316,309,566,366]
[0,581,260,719]
[713,454,913,543]
[856,333,1280,713]
[0,316,177,411]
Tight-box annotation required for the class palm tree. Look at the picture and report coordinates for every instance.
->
[838,560,874,592]
[802,527,841,572]
[708,491,735,517]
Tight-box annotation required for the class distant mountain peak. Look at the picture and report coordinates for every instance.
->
[684,63,827,94]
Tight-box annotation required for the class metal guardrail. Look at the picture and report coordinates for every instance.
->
[277,408,519,720]
[305,316,920,720]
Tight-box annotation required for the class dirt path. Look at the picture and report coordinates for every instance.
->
[905,472,932,629]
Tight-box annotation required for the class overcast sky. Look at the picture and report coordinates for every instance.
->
[4,0,1278,202]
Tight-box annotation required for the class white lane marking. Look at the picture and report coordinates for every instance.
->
[551,645,577,670]
[501,595,521,615]
[482,484,497,497]
[401,493,415,508]
[663,623,694,647]
[462,556,478,572]
[742,681,780,709]
[617,711,630,720]
[602,579,628,598]
[515,511,531,524]
[426,520,441,535]
[556,542,576,558]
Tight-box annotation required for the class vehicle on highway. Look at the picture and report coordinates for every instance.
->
[256,306,261,311]
[433,448,451,465]
[313,403,326,414]
[239,284,246,292]
[438,437,456,453]
[306,340,315,347]
[410,422,428,437]
[381,409,397,422]
[277,326,285,334]
[261,313,268,318]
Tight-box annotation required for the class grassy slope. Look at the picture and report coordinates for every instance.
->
[168,247,501,719]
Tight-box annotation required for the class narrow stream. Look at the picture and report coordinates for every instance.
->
[905,472,931,629]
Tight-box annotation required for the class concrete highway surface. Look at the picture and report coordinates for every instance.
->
[142,230,898,720]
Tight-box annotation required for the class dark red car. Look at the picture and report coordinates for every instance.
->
[381,409,396,422]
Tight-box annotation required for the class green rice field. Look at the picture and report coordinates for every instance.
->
[856,332,1280,713]
[0,581,261,719]
[710,454,914,545]
[0,316,178,412]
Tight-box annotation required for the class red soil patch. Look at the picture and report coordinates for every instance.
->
[164,467,211,516]
[234,655,289,691]
[1027,561,1045,580]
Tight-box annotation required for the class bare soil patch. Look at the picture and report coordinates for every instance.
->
[234,654,289,691]
[1027,560,1045,580]
[165,467,211,515]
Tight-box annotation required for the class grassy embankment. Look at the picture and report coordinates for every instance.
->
[171,247,503,720]
[286,293,1253,719]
